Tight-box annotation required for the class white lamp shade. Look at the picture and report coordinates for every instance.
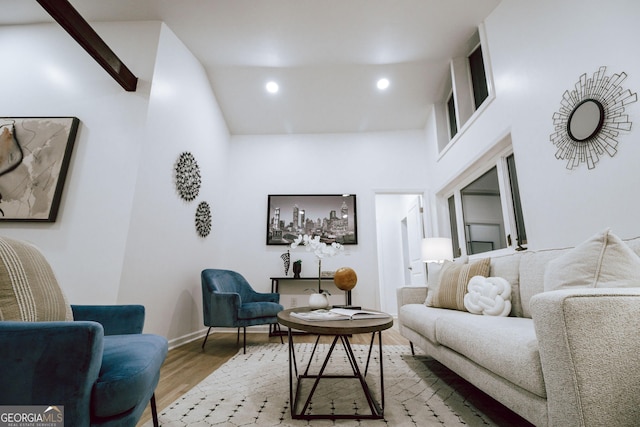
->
[421,237,453,263]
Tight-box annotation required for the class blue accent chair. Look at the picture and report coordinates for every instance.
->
[0,236,168,427]
[201,269,284,353]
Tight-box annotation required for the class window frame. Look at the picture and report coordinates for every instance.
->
[460,166,506,255]
[467,42,489,110]
[439,145,526,258]
[446,89,458,140]
[436,24,495,157]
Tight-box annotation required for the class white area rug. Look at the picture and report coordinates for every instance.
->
[148,343,528,426]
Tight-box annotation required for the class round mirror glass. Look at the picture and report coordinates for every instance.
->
[567,99,604,142]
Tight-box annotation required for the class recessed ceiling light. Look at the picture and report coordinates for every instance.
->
[377,78,390,90]
[266,81,279,93]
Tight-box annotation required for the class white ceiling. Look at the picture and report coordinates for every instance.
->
[1,0,501,135]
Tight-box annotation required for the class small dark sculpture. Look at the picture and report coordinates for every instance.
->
[292,260,302,279]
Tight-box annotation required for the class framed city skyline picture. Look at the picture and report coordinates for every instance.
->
[266,194,358,245]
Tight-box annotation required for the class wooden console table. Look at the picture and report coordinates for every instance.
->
[270,277,352,306]
[269,277,353,337]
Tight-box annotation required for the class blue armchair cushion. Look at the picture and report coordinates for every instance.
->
[238,301,283,320]
[72,304,145,335]
[92,334,168,419]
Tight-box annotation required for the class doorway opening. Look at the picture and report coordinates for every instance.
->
[374,192,426,315]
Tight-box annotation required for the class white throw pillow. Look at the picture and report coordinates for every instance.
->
[544,228,640,291]
[425,263,444,306]
[464,276,512,316]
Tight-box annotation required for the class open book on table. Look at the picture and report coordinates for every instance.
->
[290,308,389,321]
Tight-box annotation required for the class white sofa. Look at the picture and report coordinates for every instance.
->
[397,230,640,427]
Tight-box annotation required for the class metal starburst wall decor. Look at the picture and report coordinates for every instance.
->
[550,66,637,170]
[195,201,212,238]
[174,152,201,201]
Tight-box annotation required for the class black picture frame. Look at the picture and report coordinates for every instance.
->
[0,117,80,222]
[266,194,357,245]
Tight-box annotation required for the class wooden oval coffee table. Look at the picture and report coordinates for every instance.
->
[278,307,393,420]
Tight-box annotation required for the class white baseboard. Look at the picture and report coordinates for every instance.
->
[167,329,207,350]
[167,325,274,350]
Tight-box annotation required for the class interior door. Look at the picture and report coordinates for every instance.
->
[406,198,427,285]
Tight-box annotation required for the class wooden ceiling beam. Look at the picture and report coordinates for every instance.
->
[36,0,138,91]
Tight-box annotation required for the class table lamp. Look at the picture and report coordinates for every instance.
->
[421,237,453,285]
[421,237,454,263]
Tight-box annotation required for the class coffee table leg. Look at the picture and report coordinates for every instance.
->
[378,331,385,411]
[289,331,385,419]
[341,335,383,417]
[303,335,322,376]
[299,335,340,415]
[362,331,384,411]
[287,326,296,418]
[364,331,376,376]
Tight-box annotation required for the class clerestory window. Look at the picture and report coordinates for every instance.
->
[438,26,493,149]
[446,91,458,139]
[468,44,488,110]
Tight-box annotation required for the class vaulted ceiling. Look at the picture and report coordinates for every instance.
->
[1,0,501,135]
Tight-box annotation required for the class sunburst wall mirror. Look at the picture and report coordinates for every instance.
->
[550,66,637,169]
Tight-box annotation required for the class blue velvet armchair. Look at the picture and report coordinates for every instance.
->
[201,269,284,353]
[0,236,168,427]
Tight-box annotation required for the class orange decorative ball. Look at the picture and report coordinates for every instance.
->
[333,267,357,291]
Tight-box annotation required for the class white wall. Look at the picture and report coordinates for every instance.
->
[0,21,161,304]
[117,24,230,340]
[0,22,230,342]
[220,131,429,311]
[425,0,640,249]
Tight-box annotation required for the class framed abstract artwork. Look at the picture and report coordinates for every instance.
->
[0,117,80,221]
[266,194,357,245]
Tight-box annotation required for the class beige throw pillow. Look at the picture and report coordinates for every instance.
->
[424,255,468,305]
[426,258,491,311]
[0,236,73,321]
[544,228,640,291]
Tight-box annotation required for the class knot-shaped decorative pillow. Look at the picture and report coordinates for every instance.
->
[464,276,512,316]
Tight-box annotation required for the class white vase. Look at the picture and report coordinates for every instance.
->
[308,293,329,309]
